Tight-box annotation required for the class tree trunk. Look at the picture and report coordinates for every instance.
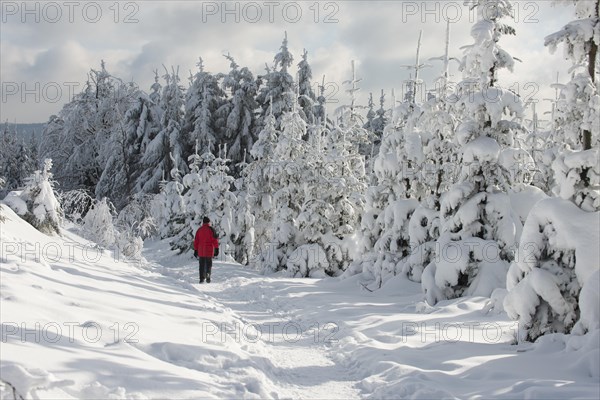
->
[583,0,600,151]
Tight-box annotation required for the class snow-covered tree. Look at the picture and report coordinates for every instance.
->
[171,145,237,255]
[204,147,238,257]
[297,49,317,124]
[57,189,93,225]
[258,106,308,273]
[364,93,376,132]
[421,0,525,304]
[116,193,157,240]
[372,90,388,138]
[149,69,162,105]
[160,67,187,173]
[97,90,160,209]
[184,58,226,157]
[5,159,62,235]
[295,119,367,277]
[314,76,328,125]
[232,152,256,265]
[114,91,162,198]
[246,110,280,266]
[138,69,187,194]
[82,197,117,248]
[257,32,296,126]
[504,0,600,342]
[344,51,426,288]
[40,61,137,196]
[546,0,599,150]
[0,123,31,192]
[151,156,186,240]
[504,197,599,342]
[218,54,259,170]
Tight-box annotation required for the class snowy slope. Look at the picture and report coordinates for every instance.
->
[1,204,599,399]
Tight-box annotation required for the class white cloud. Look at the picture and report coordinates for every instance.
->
[0,0,579,123]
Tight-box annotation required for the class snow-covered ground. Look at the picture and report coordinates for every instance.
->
[1,204,599,399]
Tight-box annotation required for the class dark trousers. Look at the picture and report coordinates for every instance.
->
[199,257,212,282]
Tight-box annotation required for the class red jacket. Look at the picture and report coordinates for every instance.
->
[194,223,219,258]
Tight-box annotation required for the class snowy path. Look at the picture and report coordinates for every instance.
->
[149,250,362,399]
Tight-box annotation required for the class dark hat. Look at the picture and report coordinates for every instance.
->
[203,216,210,224]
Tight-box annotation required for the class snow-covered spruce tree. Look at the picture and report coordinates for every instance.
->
[0,123,34,193]
[96,91,160,205]
[38,114,65,182]
[160,67,187,173]
[344,43,428,288]
[258,106,308,274]
[504,0,600,342]
[372,90,388,142]
[295,117,367,278]
[79,63,137,194]
[246,109,280,268]
[150,155,186,240]
[40,61,136,196]
[401,30,460,284]
[5,159,62,235]
[133,74,166,195]
[355,106,421,286]
[138,68,187,194]
[184,58,226,158]
[313,76,329,126]
[97,90,160,210]
[170,145,209,253]
[217,54,259,171]
[421,0,526,305]
[364,93,376,133]
[171,145,237,255]
[297,49,317,124]
[520,102,557,194]
[256,32,296,127]
[363,90,388,161]
[149,69,162,105]
[232,152,256,265]
[204,147,238,258]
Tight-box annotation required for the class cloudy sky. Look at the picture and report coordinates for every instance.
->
[1,1,575,123]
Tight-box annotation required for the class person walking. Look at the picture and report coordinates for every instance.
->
[193,217,219,283]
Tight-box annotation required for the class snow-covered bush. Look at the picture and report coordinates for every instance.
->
[82,198,117,248]
[423,181,522,304]
[504,198,600,342]
[285,243,330,278]
[80,197,144,259]
[57,189,94,225]
[401,204,440,282]
[573,270,600,335]
[115,227,144,260]
[116,193,157,239]
[4,159,62,235]
[552,148,599,212]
